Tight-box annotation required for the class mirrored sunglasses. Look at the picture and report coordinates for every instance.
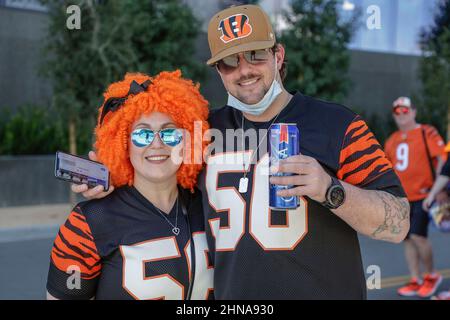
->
[393,106,410,115]
[131,128,183,147]
[216,49,271,73]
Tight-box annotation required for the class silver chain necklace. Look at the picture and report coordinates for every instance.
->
[239,111,282,193]
[154,197,180,235]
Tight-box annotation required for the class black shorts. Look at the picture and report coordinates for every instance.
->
[406,200,430,238]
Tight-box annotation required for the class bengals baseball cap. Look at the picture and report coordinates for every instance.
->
[393,96,413,109]
[206,5,276,66]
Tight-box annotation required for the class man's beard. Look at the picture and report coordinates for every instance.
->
[234,74,269,104]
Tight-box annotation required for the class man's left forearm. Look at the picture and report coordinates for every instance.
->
[435,156,445,179]
[332,181,410,243]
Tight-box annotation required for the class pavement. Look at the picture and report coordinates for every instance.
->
[0,204,71,229]
[0,204,449,300]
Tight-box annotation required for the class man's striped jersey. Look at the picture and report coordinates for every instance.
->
[199,92,405,299]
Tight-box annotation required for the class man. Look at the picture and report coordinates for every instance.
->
[75,5,409,299]
[385,96,445,298]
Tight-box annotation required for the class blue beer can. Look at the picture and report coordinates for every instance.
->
[269,123,300,209]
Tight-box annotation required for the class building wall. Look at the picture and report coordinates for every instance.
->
[0,6,51,112]
[0,156,71,207]
[345,49,421,114]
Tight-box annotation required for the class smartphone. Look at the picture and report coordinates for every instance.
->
[54,151,110,191]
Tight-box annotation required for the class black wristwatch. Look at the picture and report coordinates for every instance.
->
[321,176,346,209]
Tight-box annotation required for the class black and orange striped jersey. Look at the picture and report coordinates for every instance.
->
[199,92,405,299]
[46,186,214,300]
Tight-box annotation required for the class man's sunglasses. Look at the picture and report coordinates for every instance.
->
[393,106,411,115]
[216,49,271,73]
[131,128,183,147]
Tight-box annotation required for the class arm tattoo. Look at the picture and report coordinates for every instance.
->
[371,191,409,240]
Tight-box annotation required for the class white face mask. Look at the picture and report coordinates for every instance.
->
[226,59,282,116]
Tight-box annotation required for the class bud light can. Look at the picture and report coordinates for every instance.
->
[269,123,300,209]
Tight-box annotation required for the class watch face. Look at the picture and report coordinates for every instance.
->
[330,185,345,206]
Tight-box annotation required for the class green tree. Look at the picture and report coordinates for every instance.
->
[280,0,358,103]
[418,0,450,139]
[41,0,205,156]
[41,0,138,156]
[123,0,206,80]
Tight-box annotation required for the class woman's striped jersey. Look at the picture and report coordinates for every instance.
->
[46,186,214,300]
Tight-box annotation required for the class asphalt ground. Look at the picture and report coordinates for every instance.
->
[0,209,449,300]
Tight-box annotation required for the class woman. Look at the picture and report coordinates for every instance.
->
[46,71,213,300]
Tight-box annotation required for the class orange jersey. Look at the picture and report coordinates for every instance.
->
[384,124,446,201]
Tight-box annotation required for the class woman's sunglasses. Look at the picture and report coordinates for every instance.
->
[393,106,411,115]
[131,128,183,147]
[216,49,271,74]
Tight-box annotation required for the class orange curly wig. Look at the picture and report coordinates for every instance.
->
[94,70,209,191]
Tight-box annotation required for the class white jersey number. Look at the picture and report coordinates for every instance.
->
[206,152,308,251]
[120,234,213,300]
[395,143,409,171]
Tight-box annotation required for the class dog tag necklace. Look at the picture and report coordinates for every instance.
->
[239,111,282,193]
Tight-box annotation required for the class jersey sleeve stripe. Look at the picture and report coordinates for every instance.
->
[340,143,382,166]
[54,230,98,261]
[51,243,101,279]
[340,155,381,180]
[345,122,366,138]
[342,127,372,150]
[71,213,93,236]
[51,251,101,279]
[342,124,365,146]
[50,210,101,279]
[65,216,94,242]
[52,241,101,270]
[341,159,391,186]
[71,211,88,224]
[338,116,393,185]
[355,164,393,186]
[61,220,95,252]
[58,226,98,257]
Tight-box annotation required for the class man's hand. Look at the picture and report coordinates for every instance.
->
[423,190,448,211]
[71,151,115,200]
[435,190,449,204]
[269,154,332,203]
[422,194,434,211]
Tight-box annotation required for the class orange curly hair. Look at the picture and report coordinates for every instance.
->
[94,70,209,191]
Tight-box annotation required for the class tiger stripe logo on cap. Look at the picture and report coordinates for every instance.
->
[218,14,252,43]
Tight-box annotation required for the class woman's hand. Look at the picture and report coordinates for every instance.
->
[71,151,115,200]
